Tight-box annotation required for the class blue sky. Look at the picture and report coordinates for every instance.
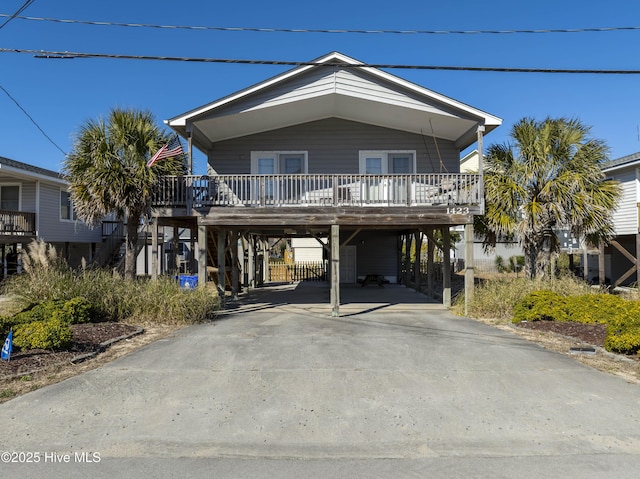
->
[1,0,639,174]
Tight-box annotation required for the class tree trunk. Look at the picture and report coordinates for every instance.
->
[125,215,140,281]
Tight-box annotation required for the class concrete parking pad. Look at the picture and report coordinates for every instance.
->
[1,282,640,476]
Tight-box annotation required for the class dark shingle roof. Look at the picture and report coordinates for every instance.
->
[603,151,640,171]
[0,156,65,181]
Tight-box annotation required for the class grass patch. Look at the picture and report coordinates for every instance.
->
[451,274,594,322]
[1,240,220,325]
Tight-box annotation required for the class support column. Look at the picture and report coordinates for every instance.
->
[186,126,193,175]
[598,240,605,287]
[197,223,207,288]
[404,233,412,285]
[217,229,226,307]
[443,226,451,307]
[427,229,435,298]
[151,220,158,281]
[637,233,640,291]
[231,230,239,300]
[331,224,340,317]
[582,239,589,281]
[172,226,179,274]
[413,231,422,292]
[189,227,197,274]
[464,222,474,316]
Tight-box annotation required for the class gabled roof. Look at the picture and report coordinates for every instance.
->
[603,151,640,172]
[167,52,502,152]
[0,156,66,185]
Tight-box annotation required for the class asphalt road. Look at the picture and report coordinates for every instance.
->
[2,283,640,478]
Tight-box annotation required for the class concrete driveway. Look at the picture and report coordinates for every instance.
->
[2,282,640,477]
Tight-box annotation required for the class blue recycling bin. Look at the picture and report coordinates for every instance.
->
[179,274,198,290]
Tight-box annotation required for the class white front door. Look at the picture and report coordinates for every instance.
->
[339,245,357,284]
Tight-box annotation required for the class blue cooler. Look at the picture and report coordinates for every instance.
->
[179,274,198,289]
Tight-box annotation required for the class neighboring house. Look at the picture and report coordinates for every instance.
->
[0,156,104,274]
[290,237,326,262]
[151,51,502,313]
[456,149,525,272]
[460,149,480,174]
[593,151,640,286]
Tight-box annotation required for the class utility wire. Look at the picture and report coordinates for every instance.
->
[1,14,640,35]
[0,1,35,30]
[0,83,67,156]
[3,48,640,75]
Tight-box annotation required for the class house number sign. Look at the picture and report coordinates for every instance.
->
[446,207,470,215]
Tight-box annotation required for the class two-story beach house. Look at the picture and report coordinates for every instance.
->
[150,52,502,315]
[0,156,105,275]
[593,152,640,287]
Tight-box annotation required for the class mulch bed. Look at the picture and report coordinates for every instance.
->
[0,323,140,378]
[517,321,607,347]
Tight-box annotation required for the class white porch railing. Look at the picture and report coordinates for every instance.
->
[152,174,482,209]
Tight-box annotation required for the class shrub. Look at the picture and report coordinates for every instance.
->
[565,294,625,325]
[512,290,571,323]
[603,302,640,354]
[60,297,93,324]
[13,318,72,350]
[452,274,592,321]
[2,240,220,325]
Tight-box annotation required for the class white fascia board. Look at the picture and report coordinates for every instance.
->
[167,52,349,128]
[357,65,502,127]
[603,158,640,174]
[0,164,67,186]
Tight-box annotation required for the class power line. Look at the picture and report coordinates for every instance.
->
[0,83,67,156]
[0,1,35,30]
[3,48,640,75]
[2,14,640,35]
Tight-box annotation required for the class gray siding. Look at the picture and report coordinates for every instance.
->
[210,118,459,175]
[609,168,638,235]
[0,177,37,211]
[343,230,399,282]
[37,183,102,243]
[211,67,465,120]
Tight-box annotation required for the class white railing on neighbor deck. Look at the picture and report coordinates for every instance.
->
[152,174,482,209]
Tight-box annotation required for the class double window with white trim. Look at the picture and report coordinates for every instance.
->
[251,151,308,175]
[250,152,308,203]
[359,151,416,203]
[358,151,416,175]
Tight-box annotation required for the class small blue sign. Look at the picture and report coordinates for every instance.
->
[1,330,12,361]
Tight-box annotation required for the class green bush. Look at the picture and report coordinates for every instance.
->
[60,297,93,324]
[8,298,93,327]
[565,294,626,325]
[512,290,571,323]
[603,302,640,354]
[0,314,32,338]
[13,318,72,350]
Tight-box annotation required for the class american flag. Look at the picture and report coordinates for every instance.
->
[147,136,184,167]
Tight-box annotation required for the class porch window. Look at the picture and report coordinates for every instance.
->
[250,152,308,204]
[0,185,20,210]
[60,190,77,221]
[358,151,416,204]
[358,151,416,174]
[250,151,308,175]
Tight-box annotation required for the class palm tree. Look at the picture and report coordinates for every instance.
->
[63,108,184,280]
[481,117,620,279]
